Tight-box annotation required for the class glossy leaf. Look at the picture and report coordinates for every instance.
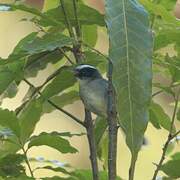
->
[28,132,78,153]
[41,67,76,100]
[19,100,42,143]
[149,101,172,131]
[161,160,180,178]
[42,90,79,114]
[105,0,153,159]
[0,109,20,137]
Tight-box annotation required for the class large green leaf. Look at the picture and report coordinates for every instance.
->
[19,100,42,143]
[161,160,180,178]
[105,0,153,159]
[41,66,76,100]
[39,1,105,27]
[0,109,20,137]
[28,132,78,154]
[149,101,172,131]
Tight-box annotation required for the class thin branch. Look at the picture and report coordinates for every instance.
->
[82,42,110,61]
[171,130,180,139]
[152,89,180,180]
[23,78,85,127]
[58,48,74,65]
[60,0,75,39]
[73,0,81,40]
[107,60,118,180]
[22,146,34,178]
[84,109,99,180]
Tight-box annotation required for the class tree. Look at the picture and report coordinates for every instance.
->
[0,0,179,180]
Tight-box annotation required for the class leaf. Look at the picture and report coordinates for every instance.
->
[149,101,172,131]
[0,109,20,137]
[39,1,105,27]
[160,0,177,11]
[41,66,76,100]
[105,0,153,159]
[36,166,72,175]
[154,29,180,50]
[0,61,25,96]
[25,49,64,78]
[94,116,107,146]
[139,0,180,26]
[19,100,42,143]
[23,33,73,55]
[28,132,78,154]
[171,152,180,160]
[42,90,79,114]
[161,159,180,178]
[0,154,25,178]
[82,25,98,47]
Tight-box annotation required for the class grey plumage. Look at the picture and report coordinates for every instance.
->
[73,65,108,117]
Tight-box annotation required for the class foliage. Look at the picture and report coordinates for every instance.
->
[0,0,179,179]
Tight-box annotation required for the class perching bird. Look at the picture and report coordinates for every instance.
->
[73,64,108,117]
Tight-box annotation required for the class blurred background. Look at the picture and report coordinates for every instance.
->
[0,0,179,179]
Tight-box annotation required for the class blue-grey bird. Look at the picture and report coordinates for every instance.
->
[73,64,108,117]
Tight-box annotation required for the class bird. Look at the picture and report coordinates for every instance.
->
[73,64,108,117]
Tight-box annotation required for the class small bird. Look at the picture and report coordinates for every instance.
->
[73,64,108,117]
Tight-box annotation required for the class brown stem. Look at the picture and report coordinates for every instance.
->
[22,146,34,178]
[84,109,99,180]
[107,60,118,180]
[152,89,180,180]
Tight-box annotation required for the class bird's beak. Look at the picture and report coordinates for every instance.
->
[72,68,79,77]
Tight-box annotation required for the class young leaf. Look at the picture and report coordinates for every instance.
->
[161,160,180,178]
[28,132,78,153]
[18,100,42,143]
[42,90,79,114]
[41,67,76,100]
[0,109,20,137]
[105,0,153,159]
[149,101,172,131]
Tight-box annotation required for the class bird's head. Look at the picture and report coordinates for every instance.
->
[73,65,102,81]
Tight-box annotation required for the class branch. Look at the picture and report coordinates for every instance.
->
[23,78,85,127]
[84,109,99,180]
[60,0,75,39]
[152,89,180,180]
[73,0,81,40]
[107,60,118,180]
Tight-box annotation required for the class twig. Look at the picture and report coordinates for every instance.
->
[22,146,34,178]
[84,109,99,180]
[82,42,110,61]
[60,0,75,39]
[23,78,85,127]
[72,0,81,40]
[58,48,74,65]
[152,89,180,180]
[107,60,118,180]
